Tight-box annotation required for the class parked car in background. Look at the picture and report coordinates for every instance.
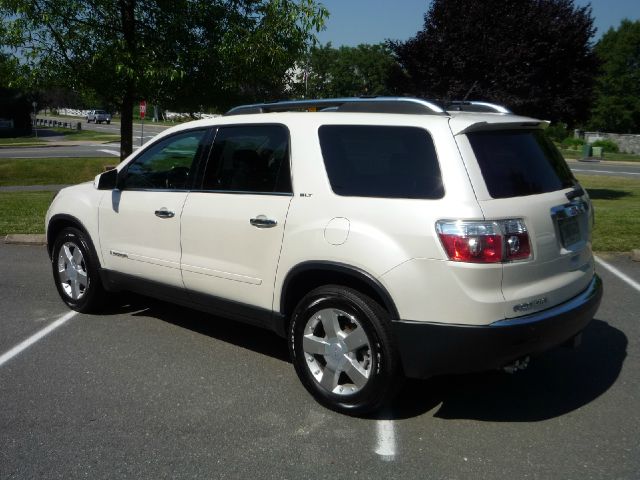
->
[86,109,111,124]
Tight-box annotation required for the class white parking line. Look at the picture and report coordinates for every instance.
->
[595,256,640,293]
[0,311,77,368]
[375,419,397,461]
[572,168,640,176]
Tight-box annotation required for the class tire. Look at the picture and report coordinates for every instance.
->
[51,227,106,313]
[289,285,402,415]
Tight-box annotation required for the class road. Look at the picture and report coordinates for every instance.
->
[568,160,640,178]
[3,131,640,179]
[0,144,124,158]
[79,118,171,140]
[0,244,638,479]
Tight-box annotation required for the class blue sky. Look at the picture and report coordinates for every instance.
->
[316,0,640,46]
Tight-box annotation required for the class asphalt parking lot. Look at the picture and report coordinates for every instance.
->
[1,243,638,479]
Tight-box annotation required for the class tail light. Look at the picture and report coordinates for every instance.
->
[436,219,531,263]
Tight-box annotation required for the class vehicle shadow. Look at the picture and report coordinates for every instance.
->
[585,188,631,200]
[386,319,627,421]
[100,294,626,422]
[115,294,290,363]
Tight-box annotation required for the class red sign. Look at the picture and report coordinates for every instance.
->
[139,100,146,119]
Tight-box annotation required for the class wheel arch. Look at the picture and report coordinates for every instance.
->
[277,261,399,336]
[47,214,101,267]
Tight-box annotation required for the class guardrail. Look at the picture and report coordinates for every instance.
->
[32,118,82,130]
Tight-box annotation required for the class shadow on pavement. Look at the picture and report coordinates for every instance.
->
[109,293,290,363]
[100,293,627,422]
[387,319,626,421]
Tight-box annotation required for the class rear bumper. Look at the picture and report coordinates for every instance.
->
[393,274,603,378]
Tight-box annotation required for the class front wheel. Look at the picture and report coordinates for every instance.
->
[289,285,402,415]
[51,227,106,312]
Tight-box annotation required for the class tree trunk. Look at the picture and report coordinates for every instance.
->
[120,86,134,160]
[119,0,136,160]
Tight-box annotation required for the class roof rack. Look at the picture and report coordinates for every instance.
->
[224,97,511,116]
[224,97,447,116]
[444,101,511,114]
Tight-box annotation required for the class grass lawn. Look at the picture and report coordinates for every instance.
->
[47,128,120,142]
[561,148,640,163]
[0,136,47,147]
[0,128,120,145]
[1,167,637,253]
[0,157,117,186]
[576,174,640,252]
[0,191,56,234]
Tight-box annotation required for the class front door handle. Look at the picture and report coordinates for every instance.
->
[155,208,175,219]
[250,215,277,228]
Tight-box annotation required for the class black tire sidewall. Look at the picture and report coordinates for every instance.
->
[51,227,102,312]
[289,286,399,415]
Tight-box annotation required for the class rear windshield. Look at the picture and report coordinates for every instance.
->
[467,129,574,199]
[318,125,444,199]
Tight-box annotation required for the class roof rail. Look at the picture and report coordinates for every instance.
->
[224,97,447,116]
[444,101,511,114]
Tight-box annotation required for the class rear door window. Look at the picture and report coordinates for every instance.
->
[200,124,291,194]
[319,125,444,199]
[467,129,575,199]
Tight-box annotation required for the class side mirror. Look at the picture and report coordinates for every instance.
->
[97,168,118,190]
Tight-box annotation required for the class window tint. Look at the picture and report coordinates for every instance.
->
[121,129,206,190]
[467,129,575,199]
[201,125,291,194]
[318,125,443,199]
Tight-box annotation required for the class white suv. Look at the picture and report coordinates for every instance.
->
[46,97,602,414]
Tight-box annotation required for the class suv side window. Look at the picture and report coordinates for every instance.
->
[121,129,207,190]
[319,125,444,199]
[200,125,292,194]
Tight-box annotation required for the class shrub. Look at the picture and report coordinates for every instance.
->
[561,137,585,150]
[591,139,619,153]
[545,123,570,142]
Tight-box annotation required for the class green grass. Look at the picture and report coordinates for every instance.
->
[0,136,47,147]
[576,174,640,252]
[48,128,120,142]
[0,191,56,234]
[0,128,120,145]
[561,148,640,162]
[0,157,117,186]
[0,162,637,251]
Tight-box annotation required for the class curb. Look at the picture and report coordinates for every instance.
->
[4,234,47,246]
[632,249,640,262]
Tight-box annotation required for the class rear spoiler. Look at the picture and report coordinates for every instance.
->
[450,117,550,136]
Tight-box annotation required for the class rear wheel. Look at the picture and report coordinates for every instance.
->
[289,285,402,415]
[51,227,106,312]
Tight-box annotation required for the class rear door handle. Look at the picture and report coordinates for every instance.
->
[250,215,277,228]
[155,208,175,219]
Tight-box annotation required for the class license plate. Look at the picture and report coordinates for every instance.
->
[558,215,581,247]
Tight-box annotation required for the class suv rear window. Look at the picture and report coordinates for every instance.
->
[319,125,444,199]
[468,129,574,199]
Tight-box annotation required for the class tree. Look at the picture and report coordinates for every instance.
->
[589,20,640,133]
[390,0,598,125]
[300,43,398,98]
[1,0,327,159]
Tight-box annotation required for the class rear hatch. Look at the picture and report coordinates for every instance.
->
[455,123,595,319]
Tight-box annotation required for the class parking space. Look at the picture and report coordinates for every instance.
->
[1,243,639,479]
